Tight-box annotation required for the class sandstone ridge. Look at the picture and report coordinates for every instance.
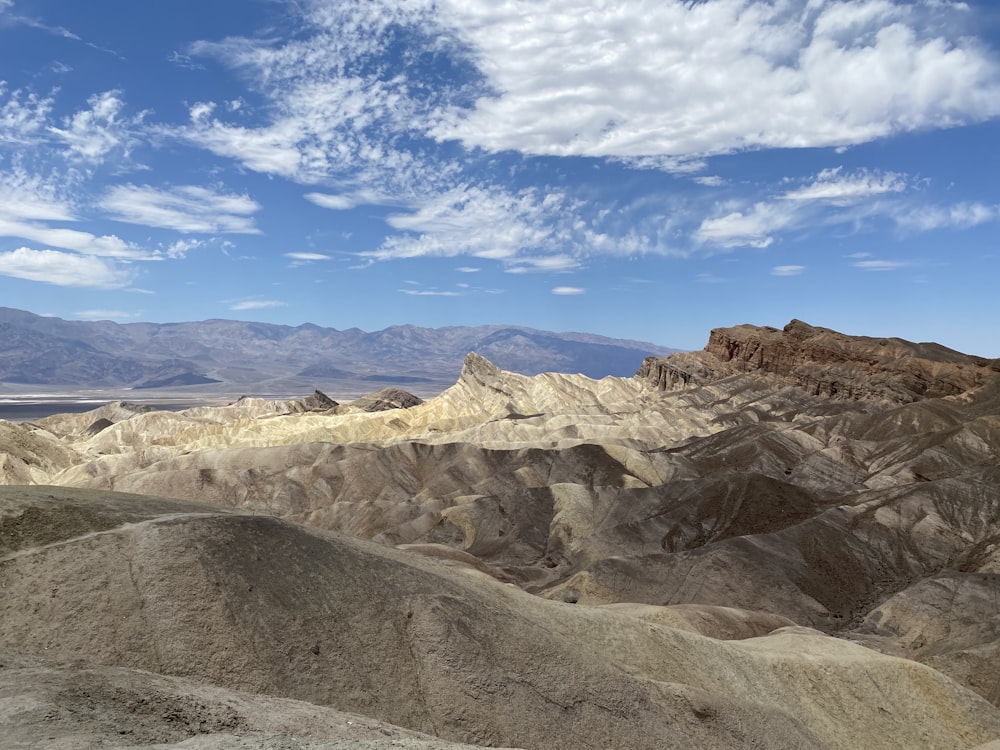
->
[639,319,1000,402]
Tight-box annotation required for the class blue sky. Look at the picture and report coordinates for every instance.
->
[1,0,999,354]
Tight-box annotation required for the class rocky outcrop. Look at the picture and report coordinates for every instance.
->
[351,387,424,412]
[640,319,1000,403]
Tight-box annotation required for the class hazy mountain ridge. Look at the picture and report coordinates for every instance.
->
[0,307,674,389]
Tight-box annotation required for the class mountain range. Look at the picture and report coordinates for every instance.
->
[0,307,674,392]
[4,318,1000,749]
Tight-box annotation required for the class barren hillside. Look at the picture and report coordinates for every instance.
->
[3,319,1000,748]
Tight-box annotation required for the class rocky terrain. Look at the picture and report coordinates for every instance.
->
[3,319,1000,748]
[0,307,673,392]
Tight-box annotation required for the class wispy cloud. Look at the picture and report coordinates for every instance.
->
[100,184,261,234]
[0,83,53,144]
[894,202,1000,232]
[0,167,75,221]
[73,309,139,321]
[456,266,480,273]
[48,90,141,164]
[0,247,135,287]
[853,259,910,271]
[552,286,585,295]
[285,251,332,267]
[772,265,805,276]
[228,299,287,310]
[286,252,331,261]
[782,167,907,203]
[399,288,461,296]
[695,167,910,248]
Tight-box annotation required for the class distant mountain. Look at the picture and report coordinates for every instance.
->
[0,307,675,390]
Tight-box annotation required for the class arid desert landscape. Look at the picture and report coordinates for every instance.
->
[4,318,1000,749]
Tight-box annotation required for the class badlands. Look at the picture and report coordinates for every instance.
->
[3,319,1000,749]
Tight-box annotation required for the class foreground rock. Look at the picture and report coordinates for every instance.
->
[2,487,1000,749]
[1,651,513,750]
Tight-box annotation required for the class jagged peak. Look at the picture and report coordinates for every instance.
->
[461,351,503,381]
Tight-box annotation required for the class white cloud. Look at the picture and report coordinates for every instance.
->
[894,201,1000,231]
[286,252,331,261]
[100,184,261,234]
[364,185,574,267]
[782,167,907,203]
[427,0,1000,159]
[305,191,386,210]
[164,238,207,259]
[694,176,726,187]
[695,167,911,248]
[772,265,806,276]
[695,205,785,248]
[228,299,287,310]
[0,216,151,258]
[399,288,461,296]
[0,247,134,287]
[505,255,582,274]
[286,251,332,267]
[305,192,357,210]
[48,90,139,164]
[853,259,910,271]
[552,286,585,295]
[0,167,75,222]
[0,83,53,144]
[456,266,480,273]
[73,309,138,321]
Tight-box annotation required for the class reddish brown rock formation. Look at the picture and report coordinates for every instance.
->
[639,319,1000,403]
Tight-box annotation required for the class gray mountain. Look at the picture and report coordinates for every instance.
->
[0,307,674,389]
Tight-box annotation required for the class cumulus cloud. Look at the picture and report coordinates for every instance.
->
[100,184,261,233]
[0,247,134,287]
[552,286,585,295]
[167,0,1000,266]
[428,0,1000,159]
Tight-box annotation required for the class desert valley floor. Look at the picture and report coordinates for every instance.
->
[3,319,1000,749]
